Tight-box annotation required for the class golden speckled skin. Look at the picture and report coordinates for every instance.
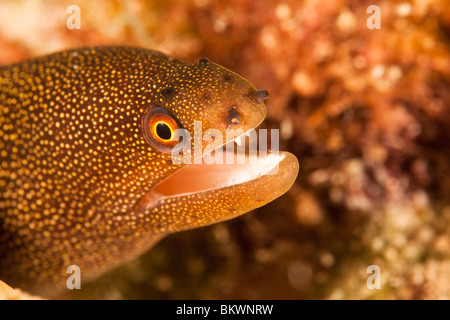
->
[0,46,298,297]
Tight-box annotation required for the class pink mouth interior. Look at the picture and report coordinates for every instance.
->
[153,151,283,197]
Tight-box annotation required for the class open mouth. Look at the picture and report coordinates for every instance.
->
[133,128,299,218]
[153,148,287,197]
[131,127,299,233]
[152,128,295,196]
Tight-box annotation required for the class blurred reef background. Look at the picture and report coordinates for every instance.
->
[1,0,450,299]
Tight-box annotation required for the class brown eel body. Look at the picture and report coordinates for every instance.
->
[0,46,298,297]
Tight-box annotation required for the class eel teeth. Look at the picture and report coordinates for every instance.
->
[235,136,242,146]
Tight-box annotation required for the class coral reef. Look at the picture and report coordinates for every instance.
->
[1,0,449,299]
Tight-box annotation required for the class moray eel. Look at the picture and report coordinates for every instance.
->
[0,46,298,297]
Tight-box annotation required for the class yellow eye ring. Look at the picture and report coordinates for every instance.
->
[142,107,184,153]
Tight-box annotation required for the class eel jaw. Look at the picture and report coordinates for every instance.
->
[154,150,295,197]
[140,147,299,233]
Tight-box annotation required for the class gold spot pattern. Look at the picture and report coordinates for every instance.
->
[0,46,270,296]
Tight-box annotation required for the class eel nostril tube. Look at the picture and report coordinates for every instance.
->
[250,89,269,104]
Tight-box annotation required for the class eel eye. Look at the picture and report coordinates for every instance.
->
[142,107,184,153]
